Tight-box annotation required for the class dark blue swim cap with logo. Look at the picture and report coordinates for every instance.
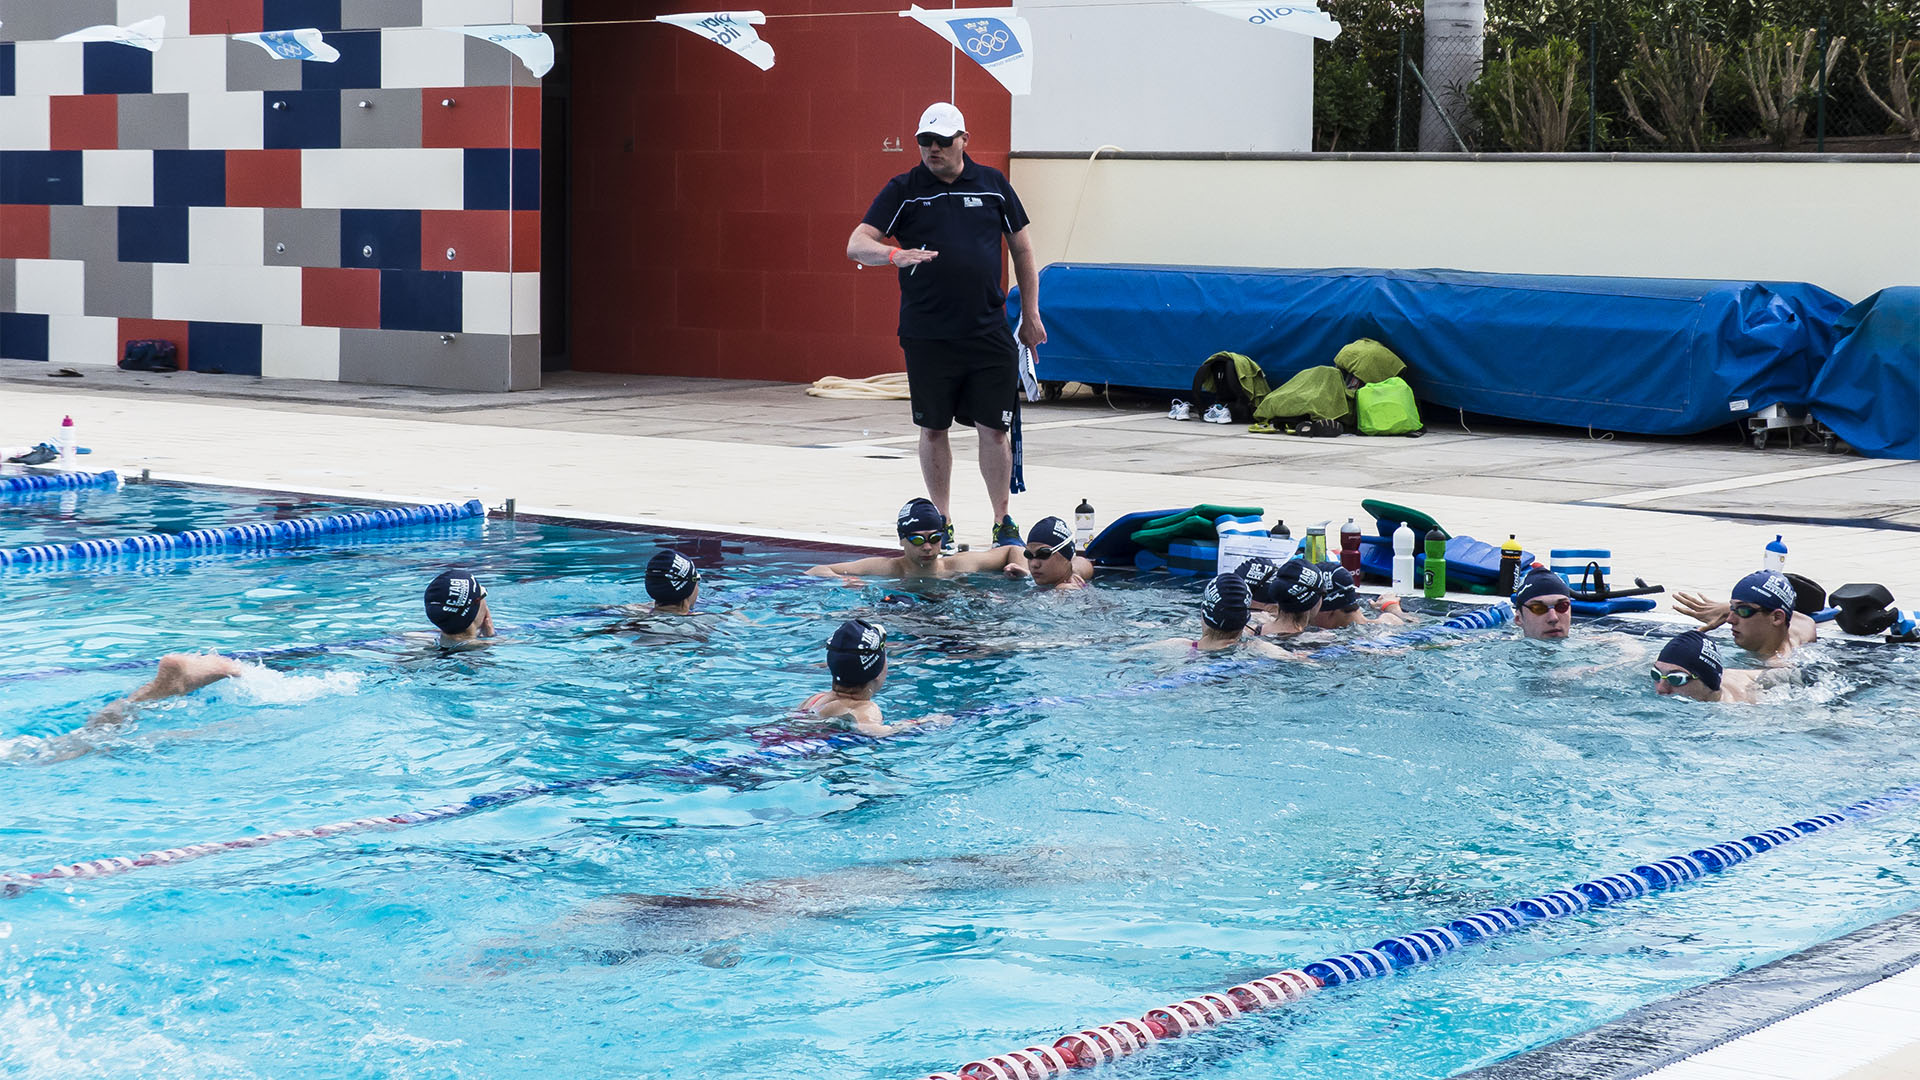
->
[1513,566,1572,605]
[645,550,700,603]
[1025,516,1074,557]
[1237,557,1279,600]
[1315,561,1360,612]
[1731,570,1796,614]
[423,569,485,633]
[1202,573,1252,632]
[897,498,946,537]
[1266,560,1329,613]
[827,619,888,685]
[1658,630,1724,691]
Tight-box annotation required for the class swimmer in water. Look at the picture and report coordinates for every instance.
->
[1674,569,1814,665]
[422,569,494,651]
[1024,516,1095,591]
[1309,562,1406,629]
[806,497,1029,581]
[1246,559,1327,639]
[1513,567,1574,640]
[1140,573,1296,658]
[1650,630,1772,704]
[795,619,937,736]
[597,550,723,639]
[4,652,244,764]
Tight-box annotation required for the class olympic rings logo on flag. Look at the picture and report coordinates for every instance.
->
[953,17,1019,59]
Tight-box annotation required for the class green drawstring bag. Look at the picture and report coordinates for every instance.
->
[1355,377,1424,436]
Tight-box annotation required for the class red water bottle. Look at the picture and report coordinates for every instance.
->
[1339,517,1362,573]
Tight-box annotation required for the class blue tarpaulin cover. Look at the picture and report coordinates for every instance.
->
[1015,265,1850,436]
[1808,287,1920,460]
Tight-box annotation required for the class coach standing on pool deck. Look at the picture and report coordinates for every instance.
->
[846,101,1046,549]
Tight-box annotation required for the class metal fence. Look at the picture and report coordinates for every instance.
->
[1313,1,1920,153]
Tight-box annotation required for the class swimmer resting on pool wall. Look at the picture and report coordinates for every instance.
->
[2,653,244,765]
[1136,573,1300,660]
[794,619,951,737]
[807,498,1029,581]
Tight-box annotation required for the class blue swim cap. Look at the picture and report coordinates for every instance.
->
[645,550,700,603]
[827,619,887,685]
[1657,630,1724,691]
[1731,570,1796,614]
[1237,556,1278,596]
[1513,566,1571,605]
[1026,516,1074,557]
[1202,573,1252,632]
[423,569,485,633]
[1266,560,1329,613]
[1315,561,1360,612]
[896,498,945,537]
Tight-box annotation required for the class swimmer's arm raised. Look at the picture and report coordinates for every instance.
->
[807,556,900,578]
[1673,591,1730,631]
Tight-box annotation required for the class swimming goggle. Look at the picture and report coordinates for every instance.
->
[1522,598,1571,615]
[1028,544,1072,562]
[902,532,942,547]
[916,132,956,148]
[1649,668,1696,687]
[1730,602,1768,618]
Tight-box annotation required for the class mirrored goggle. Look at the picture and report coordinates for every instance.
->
[1523,599,1571,615]
[1650,668,1695,687]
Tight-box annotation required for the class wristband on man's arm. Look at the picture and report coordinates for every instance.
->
[885,248,900,266]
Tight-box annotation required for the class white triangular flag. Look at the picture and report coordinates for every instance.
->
[58,15,166,51]
[901,5,1033,96]
[658,11,776,72]
[1189,1,1340,41]
[234,29,342,62]
[442,24,556,78]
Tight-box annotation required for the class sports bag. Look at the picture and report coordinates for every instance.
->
[1191,352,1271,424]
[119,339,179,372]
[1356,376,1424,435]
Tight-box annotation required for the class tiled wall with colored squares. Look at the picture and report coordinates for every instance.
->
[0,0,544,390]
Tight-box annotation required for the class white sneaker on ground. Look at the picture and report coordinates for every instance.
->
[1168,400,1192,421]
[1203,404,1232,424]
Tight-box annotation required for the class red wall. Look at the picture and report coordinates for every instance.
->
[568,1,1012,382]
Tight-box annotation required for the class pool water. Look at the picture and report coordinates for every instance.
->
[0,479,368,549]
[4,509,1919,1080]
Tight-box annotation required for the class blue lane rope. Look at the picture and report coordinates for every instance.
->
[0,469,119,496]
[0,498,486,569]
[0,604,1513,896]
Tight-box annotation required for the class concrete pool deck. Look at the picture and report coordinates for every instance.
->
[3,361,1919,1077]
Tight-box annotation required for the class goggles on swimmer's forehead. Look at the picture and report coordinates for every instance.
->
[916,132,957,148]
[902,531,942,547]
[1522,598,1571,615]
[1650,668,1696,687]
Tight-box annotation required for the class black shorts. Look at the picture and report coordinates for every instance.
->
[901,328,1018,432]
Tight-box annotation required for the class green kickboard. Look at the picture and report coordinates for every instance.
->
[1361,498,1441,536]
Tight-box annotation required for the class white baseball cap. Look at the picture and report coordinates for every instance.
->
[916,102,966,138]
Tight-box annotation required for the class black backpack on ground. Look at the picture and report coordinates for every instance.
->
[119,339,178,372]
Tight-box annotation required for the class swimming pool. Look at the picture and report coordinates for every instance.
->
[4,502,1919,1079]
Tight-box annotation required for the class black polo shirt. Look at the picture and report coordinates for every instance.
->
[861,156,1030,340]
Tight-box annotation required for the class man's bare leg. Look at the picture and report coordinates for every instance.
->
[976,423,1013,524]
[918,426,953,520]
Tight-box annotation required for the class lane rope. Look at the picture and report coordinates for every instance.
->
[0,469,119,496]
[913,784,1920,1079]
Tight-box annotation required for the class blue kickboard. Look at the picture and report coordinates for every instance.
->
[1573,597,1657,616]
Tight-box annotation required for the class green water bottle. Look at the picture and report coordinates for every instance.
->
[1423,525,1450,599]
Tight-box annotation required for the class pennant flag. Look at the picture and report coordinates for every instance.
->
[1189,1,1341,41]
[234,29,342,62]
[441,24,556,78]
[658,11,776,71]
[902,5,1034,96]
[57,15,166,51]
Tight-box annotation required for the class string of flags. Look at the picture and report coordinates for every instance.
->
[26,2,1338,96]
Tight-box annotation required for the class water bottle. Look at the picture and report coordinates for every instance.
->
[1339,518,1362,574]
[57,416,77,469]
[1304,522,1327,564]
[1391,524,1416,594]
[1423,525,1450,599]
[1497,534,1522,595]
[1763,535,1788,573]
[1270,519,1290,540]
[1074,498,1095,548]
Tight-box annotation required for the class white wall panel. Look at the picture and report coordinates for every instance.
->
[189,206,267,265]
[379,27,468,89]
[462,271,509,335]
[0,96,52,152]
[15,260,89,317]
[153,32,230,97]
[262,323,341,381]
[189,91,264,150]
[117,0,193,36]
[301,148,465,209]
[421,0,513,25]
[151,263,303,324]
[510,270,539,336]
[12,42,87,98]
[82,149,156,206]
[47,314,124,367]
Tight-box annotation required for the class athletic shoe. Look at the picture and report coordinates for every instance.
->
[940,519,959,556]
[992,515,1024,548]
[1203,404,1233,424]
[1167,400,1192,421]
[7,443,57,465]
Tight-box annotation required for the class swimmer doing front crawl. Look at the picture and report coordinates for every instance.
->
[4,653,243,765]
[808,498,1029,581]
